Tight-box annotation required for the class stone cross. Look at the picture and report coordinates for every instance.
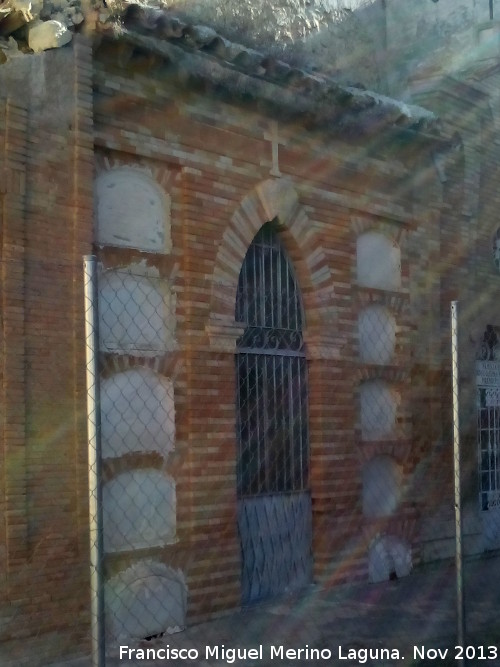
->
[263,121,286,177]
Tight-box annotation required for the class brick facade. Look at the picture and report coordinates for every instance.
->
[0,38,94,664]
[0,20,492,665]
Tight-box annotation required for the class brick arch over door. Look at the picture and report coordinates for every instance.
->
[209,178,336,331]
[206,178,341,588]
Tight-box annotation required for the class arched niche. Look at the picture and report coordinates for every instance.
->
[98,270,176,355]
[106,561,187,640]
[360,380,399,441]
[103,470,176,552]
[368,535,412,583]
[101,368,175,460]
[358,305,396,365]
[362,455,402,518]
[356,231,401,291]
[94,167,171,253]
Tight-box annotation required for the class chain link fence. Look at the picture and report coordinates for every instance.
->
[81,249,500,667]
[84,257,184,667]
[357,301,412,585]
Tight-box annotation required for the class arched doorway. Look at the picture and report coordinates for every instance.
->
[235,221,312,604]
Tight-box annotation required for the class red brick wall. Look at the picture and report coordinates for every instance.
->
[409,76,500,557]
[1,96,28,604]
[0,37,95,665]
[0,33,465,664]
[92,46,446,624]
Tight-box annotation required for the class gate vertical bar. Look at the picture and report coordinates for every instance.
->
[83,255,105,667]
[451,301,466,649]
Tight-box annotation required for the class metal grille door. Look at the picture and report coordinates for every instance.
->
[478,388,500,510]
[235,222,312,604]
[476,351,500,549]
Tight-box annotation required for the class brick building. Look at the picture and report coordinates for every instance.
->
[0,2,497,664]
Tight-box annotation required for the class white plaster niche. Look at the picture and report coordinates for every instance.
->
[368,535,412,583]
[358,305,396,365]
[98,269,176,355]
[106,561,187,641]
[360,380,399,441]
[101,369,175,460]
[356,231,401,291]
[362,455,402,518]
[95,167,171,253]
[103,470,176,552]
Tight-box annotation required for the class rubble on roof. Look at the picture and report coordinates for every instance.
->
[0,0,84,57]
[28,17,71,51]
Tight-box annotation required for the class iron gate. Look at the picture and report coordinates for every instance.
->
[235,222,312,605]
[476,328,500,550]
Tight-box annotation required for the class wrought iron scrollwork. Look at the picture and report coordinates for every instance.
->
[237,326,304,354]
[478,325,499,361]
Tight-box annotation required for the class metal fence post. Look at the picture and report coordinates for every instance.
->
[83,255,105,667]
[451,301,466,650]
